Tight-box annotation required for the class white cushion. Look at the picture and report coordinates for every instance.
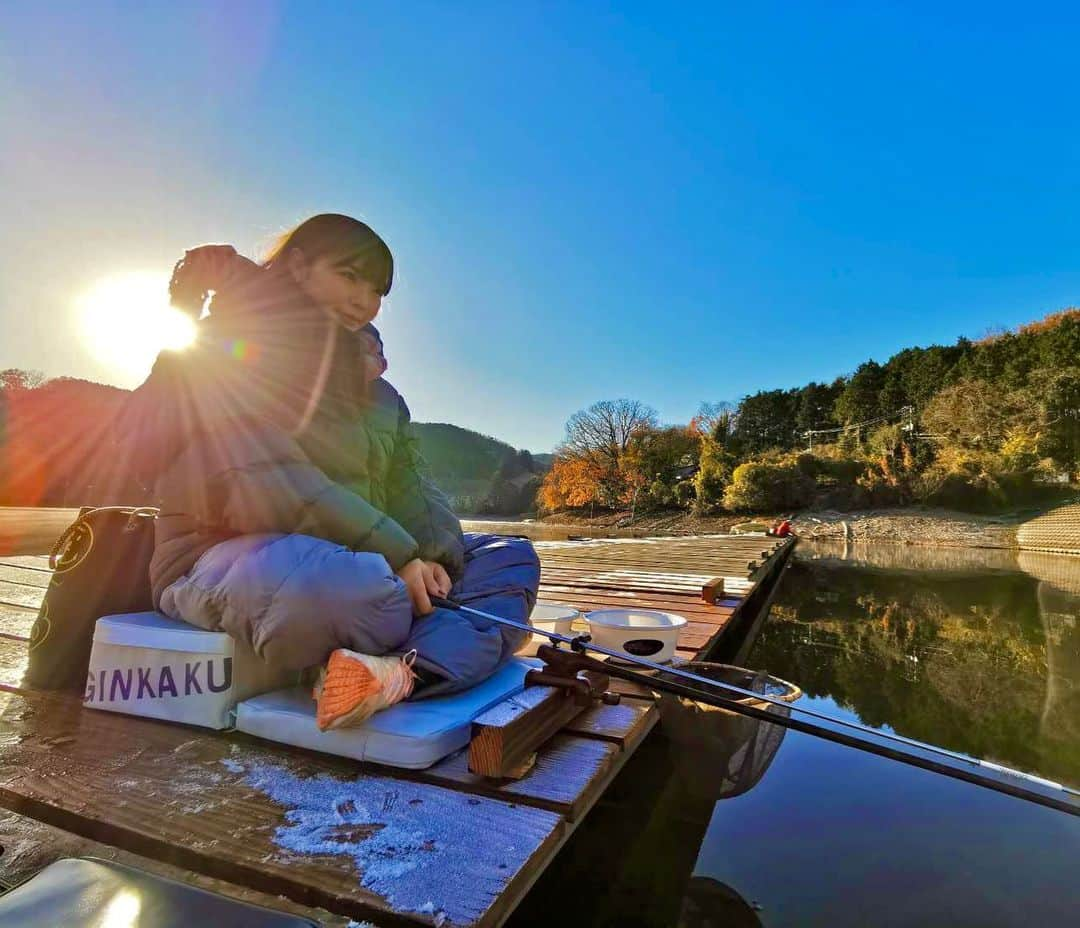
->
[86,612,298,730]
[235,657,537,769]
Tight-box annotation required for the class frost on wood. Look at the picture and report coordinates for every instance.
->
[222,759,557,925]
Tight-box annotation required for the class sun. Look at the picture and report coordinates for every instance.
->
[77,271,196,384]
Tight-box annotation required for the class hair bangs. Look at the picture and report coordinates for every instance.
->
[333,235,394,297]
[264,213,394,295]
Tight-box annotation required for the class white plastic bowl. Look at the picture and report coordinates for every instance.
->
[529,603,580,637]
[516,603,582,656]
[585,608,687,664]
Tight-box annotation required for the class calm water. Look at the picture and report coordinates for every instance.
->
[510,541,1080,927]
[461,518,659,541]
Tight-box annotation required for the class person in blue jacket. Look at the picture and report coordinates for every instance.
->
[121,214,539,728]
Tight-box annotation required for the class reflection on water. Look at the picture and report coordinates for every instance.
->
[690,725,1079,927]
[510,542,1080,928]
[752,541,1080,787]
[691,543,1080,927]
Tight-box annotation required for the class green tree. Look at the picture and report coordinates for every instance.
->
[1030,366,1080,471]
[795,380,842,433]
[734,389,799,453]
[834,361,885,426]
[693,435,737,513]
[723,456,815,511]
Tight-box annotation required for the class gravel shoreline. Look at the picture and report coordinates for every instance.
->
[529,506,1031,549]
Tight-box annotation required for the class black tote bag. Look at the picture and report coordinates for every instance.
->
[24,506,158,690]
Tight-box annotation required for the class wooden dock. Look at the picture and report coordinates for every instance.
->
[534,533,795,663]
[0,511,794,926]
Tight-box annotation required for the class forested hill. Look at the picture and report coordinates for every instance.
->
[411,422,548,512]
[539,308,1079,516]
[731,308,1080,455]
[413,423,518,485]
[0,371,548,515]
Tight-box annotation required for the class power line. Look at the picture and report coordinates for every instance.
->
[803,406,915,450]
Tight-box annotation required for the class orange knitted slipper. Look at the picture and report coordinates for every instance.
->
[313,648,417,731]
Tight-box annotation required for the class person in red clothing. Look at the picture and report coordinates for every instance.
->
[768,518,793,538]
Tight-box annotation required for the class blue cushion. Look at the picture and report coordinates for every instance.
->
[235,657,537,769]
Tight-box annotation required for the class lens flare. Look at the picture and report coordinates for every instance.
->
[77,271,196,384]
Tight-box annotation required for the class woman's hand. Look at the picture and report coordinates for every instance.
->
[397,559,452,615]
[423,560,452,599]
[174,244,254,292]
[181,244,243,282]
[170,244,259,313]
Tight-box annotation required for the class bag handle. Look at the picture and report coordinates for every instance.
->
[49,506,160,571]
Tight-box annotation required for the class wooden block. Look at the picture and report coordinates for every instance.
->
[468,685,588,779]
[701,576,725,603]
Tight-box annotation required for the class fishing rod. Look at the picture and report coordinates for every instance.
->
[431,597,1080,817]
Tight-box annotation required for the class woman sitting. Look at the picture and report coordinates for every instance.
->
[122,214,539,729]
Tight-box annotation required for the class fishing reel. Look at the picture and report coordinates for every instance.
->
[525,642,621,707]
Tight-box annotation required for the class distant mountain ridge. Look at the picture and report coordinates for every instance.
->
[412,422,549,513]
[0,370,547,513]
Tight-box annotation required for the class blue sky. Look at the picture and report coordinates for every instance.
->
[2,3,1078,451]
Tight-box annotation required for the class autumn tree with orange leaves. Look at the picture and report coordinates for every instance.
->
[539,399,659,511]
[538,456,608,510]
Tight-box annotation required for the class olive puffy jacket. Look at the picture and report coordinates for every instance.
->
[115,268,464,606]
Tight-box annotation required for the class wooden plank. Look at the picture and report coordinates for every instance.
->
[0,636,28,688]
[537,584,738,616]
[561,700,656,751]
[538,567,722,584]
[538,541,774,557]
[0,508,75,557]
[540,575,755,595]
[0,808,357,925]
[535,536,781,553]
[535,588,735,652]
[538,551,765,565]
[539,557,758,575]
[0,580,45,611]
[0,517,795,927]
[0,606,35,640]
[0,564,52,589]
[536,594,732,623]
[0,688,565,928]
[537,572,713,594]
[541,563,724,576]
[430,736,619,822]
[468,685,590,779]
[538,549,765,563]
[0,555,53,571]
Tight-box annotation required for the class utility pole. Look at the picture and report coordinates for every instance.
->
[900,405,916,440]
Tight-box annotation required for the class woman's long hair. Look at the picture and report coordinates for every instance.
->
[168,213,394,319]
